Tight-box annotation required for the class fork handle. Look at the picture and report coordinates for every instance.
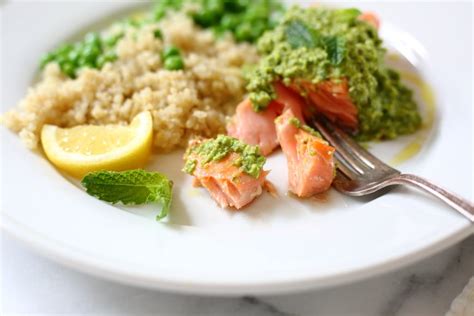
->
[389,174,474,222]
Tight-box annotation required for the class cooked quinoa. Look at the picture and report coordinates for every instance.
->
[1,13,259,151]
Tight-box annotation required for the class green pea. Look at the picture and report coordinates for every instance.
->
[153,29,163,39]
[223,0,245,12]
[61,62,76,78]
[58,44,73,54]
[245,6,268,20]
[56,54,68,66]
[153,0,183,21]
[85,32,101,47]
[236,0,250,7]
[39,52,55,69]
[67,50,80,65]
[212,25,227,37]
[82,61,96,69]
[154,9,166,21]
[82,45,101,63]
[124,18,142,28]
[235,23,252,42]
[103,51,117,62]
[220,14,240,30]
[206,0,224,15]
[164,55,184,70]
[104,32,124,47]
[96,55,106,68]
[162,46,181,59]
[250,20,266,40]
[193,11,218,27]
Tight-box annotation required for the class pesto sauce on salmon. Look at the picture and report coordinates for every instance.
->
[247,6,422,140]
[288,117,322,138]
[183,135,266,178]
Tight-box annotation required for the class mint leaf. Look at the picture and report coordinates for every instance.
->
[323,36,346,66]
[335,8,362,22]
[285,20,321,48]
[81,170,173,220]
[285,20,346,66]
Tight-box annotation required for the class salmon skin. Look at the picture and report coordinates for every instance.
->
[183,136,268,210]
[275,109,336,197]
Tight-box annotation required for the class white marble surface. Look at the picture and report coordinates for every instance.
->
[1,233,473,316]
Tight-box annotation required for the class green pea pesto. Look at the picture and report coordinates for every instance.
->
[288,117,322,138]
[247,6,422,141]
[182,159,197,175]
[183,135,266,178]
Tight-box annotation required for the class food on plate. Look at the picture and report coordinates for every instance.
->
[41,111,153,178]
[82,169,173,220]
[275,110,336,197]
[154,0,285,43]
[227,82,305,155]
[183,135,268,209]
[1,1,427,217]
[227,99,281,156]
[246,6,422,140]
[358,11,381,29]
[1,12,259,151]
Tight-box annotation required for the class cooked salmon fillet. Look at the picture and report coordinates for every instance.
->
[228,83,306,155]
[359,11,380,29]
[296,79,358,130]
[275,109,336,197]
[227,99,280,156]
[184,138,268,209]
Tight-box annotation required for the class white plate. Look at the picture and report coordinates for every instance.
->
[1,1,472,295]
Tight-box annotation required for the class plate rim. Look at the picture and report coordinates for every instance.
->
[2,213,472,295]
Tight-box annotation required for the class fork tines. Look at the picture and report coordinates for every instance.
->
[311,117,398,180]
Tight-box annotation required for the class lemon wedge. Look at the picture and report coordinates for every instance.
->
[41,111,153,178]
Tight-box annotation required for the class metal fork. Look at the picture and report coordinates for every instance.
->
[312,118,474,222]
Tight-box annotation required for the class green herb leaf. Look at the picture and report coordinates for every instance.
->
[81,170,173,220]
[323,36,346,66]
[285,20,321,48]
[335,8,362,21]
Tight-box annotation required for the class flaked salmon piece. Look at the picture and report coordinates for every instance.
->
[227,99,280,156]
[274,82,306,122]
[275,109,336,197]
[263,180,278,198]
[295,79,359,130]
[228,83,306,155]
[183,136,268,209]
[359,12,380,29]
